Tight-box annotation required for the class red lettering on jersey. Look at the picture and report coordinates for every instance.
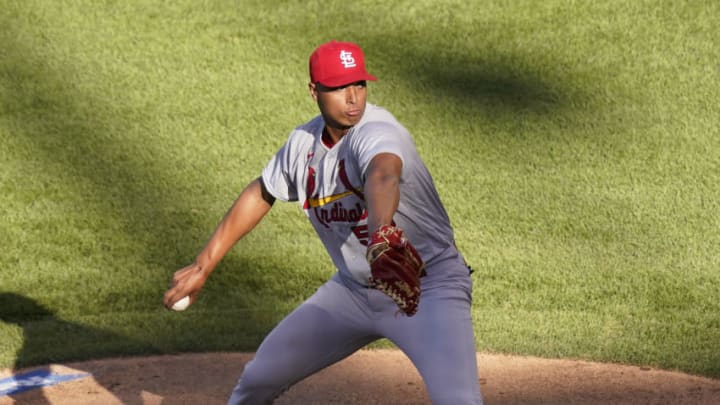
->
[316,202,366,228]
[303,160,369,236]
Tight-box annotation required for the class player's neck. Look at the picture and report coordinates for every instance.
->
[322,126,349,147]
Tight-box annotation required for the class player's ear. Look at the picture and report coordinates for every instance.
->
[308,82,318,101]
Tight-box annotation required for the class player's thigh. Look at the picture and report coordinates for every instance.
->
[241,278,378,386]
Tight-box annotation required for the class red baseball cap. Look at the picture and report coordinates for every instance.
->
[309,40,378,87]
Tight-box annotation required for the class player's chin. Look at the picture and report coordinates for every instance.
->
[342,114,362,127]
[333,120,357,131]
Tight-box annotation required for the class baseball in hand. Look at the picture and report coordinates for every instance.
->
[171,296,190,311]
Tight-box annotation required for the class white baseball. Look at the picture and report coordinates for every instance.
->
[171,296,190,311]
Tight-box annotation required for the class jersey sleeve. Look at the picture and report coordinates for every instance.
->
[352,121,409,180]
[261,131,306,202]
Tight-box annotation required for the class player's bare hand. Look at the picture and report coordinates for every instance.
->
[163,262,208,310]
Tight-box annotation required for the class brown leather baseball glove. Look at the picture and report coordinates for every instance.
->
[366,225,426,316]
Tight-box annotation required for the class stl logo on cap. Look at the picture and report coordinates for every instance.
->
[309,40,378,88]
[339,50,356,68]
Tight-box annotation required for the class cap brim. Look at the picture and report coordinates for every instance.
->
[318,71,377,88]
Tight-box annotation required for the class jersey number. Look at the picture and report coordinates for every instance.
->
[352,225,369,246]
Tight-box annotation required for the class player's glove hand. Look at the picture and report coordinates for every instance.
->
[366,225,426,316]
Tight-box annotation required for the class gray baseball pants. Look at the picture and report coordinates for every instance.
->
[227,264,483,405]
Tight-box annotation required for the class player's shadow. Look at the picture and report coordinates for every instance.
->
[0,292,162,404]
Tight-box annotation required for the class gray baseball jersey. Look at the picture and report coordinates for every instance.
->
[262,103,463,285]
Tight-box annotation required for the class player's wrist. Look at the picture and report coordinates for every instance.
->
[368,222,396,236]
[192,257,214,277]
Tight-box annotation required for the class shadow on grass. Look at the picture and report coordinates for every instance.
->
[416,64,567,114]
[366,35,610,140]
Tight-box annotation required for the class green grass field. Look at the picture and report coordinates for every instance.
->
[1,0,719,377]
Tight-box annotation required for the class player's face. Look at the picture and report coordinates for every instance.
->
[309,81,367,135]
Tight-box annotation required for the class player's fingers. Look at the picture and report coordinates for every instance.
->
[163,289,178,308]
[171,264,194,282]
[166,264,196,294]
[163,285,188,309]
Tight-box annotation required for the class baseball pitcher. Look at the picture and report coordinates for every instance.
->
[164,40,483,405]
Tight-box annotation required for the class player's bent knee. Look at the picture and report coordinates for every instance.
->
[227,361,291,405]
[228,377,288,405]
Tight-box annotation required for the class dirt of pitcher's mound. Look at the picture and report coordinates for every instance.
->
[2,349,720,404]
